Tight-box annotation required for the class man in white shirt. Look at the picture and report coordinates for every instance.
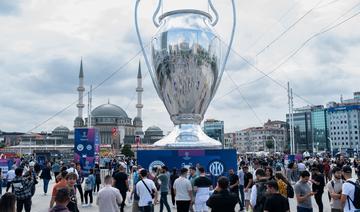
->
[340,166,358,212]
[96,175,122,212]
[66,163,79,178]
[174,167,193,212]
[6,165,16,192]
[136,169,158,212]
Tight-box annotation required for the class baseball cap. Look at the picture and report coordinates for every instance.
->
[342,165,352,174]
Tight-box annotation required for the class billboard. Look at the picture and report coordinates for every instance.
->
[74,128,100,175]
[137,149,237,185]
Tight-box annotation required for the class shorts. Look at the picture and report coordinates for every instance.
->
[244,190,251,200]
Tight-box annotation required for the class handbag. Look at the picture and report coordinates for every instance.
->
[141,180,155,199]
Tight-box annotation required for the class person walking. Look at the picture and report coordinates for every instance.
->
[52,161,61,179]
[75,164,84,206]
[243,165,253,212]
[193,167,212,212]
[170,168,179,208]
[157,166,171,212]
[326,167,343,212]
[113,165,129,212]
[65,172,79,212]
[174,167,193,212]
[340,165,359,212]
[40,162,52,195]
[49,188,71,212]
[136,169,158,212]
[84,168,96,207]
[295,170,316,212]
[263,181,290,212]
[12,167,34,212]
[93,164,101,193]
[97,175,122,212]
[238,165,245,212]
[6,165,16,193]
[206,176,238,212]
[228,168,241,211]
[311,167,325,212]
[250,169,268,212]
[50,171,68,208]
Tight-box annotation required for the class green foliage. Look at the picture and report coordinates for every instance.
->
[266,140,274,150]
[121,144,134,157]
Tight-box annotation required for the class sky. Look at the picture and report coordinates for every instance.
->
[0,0,359,134]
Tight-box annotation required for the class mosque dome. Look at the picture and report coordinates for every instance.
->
[146,126,162,132]
[91,103,128,118]
[53,126,70,133]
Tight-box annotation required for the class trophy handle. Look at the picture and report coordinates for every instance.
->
[134,0,162,97]
[208,0,219,26]
[211,0,236,98]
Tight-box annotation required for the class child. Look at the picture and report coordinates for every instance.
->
[84,168,95,207]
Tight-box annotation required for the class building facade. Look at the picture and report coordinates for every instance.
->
[235,120,287,153]
[327,92,360,155]
[203,119,224,144]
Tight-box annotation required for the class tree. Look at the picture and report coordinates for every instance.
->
[266,140,274,150]
[121,144,134,157]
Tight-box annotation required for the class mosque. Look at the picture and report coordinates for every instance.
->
[73,60,163,149]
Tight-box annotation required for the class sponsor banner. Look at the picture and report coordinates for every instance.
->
[137,149,237,185]
[74,128,100,176]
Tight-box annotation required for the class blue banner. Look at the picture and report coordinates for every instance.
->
[137,149,237,185]
[74,128,100,176]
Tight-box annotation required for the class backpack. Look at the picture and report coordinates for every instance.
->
[253,181,267,212]
[328,180,335,201]
[346,180,360,209]
[84,177,92,191]
[286,183,294,198]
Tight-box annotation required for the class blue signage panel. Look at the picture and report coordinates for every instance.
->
[137,149,237,185]
[74,128,100,176]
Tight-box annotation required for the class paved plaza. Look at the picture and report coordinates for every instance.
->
[28,178,333,212]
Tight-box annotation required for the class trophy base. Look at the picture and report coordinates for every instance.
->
[153,124,222,149]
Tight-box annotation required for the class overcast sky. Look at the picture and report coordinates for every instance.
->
[0,0,359,134]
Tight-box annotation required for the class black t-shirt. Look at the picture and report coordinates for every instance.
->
[312,173,325,193]
[113,172,128,192]
[244,172,253,187]
[263,193,289,212]
[194,176,212,188]
[229,174,239,192]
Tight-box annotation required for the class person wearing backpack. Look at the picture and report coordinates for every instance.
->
[250,168,268,212]
[83,168,95,207]
[326,167,343,212]
[340,165,360,212]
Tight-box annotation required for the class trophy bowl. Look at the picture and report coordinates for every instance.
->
[135,1,236,148]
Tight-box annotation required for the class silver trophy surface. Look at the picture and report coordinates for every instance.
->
[135,0,236,148]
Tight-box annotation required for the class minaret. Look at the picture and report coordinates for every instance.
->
[134,61,144,137]
[74,59,85,128]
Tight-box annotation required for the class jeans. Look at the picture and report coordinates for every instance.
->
[17,197,32,212]
[93,182,100,192]
[239,185,245,210]
[160,192,171,212]
[120,190,127,212]
[43,179,50,194]
[314,192,323,212]
[76,184,84,203]
[84,190,93,204]
[297,206,313,212]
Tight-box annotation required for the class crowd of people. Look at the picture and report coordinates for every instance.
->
[0,154,359,212]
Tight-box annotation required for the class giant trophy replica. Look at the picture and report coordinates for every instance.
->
[135,0,236,148]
